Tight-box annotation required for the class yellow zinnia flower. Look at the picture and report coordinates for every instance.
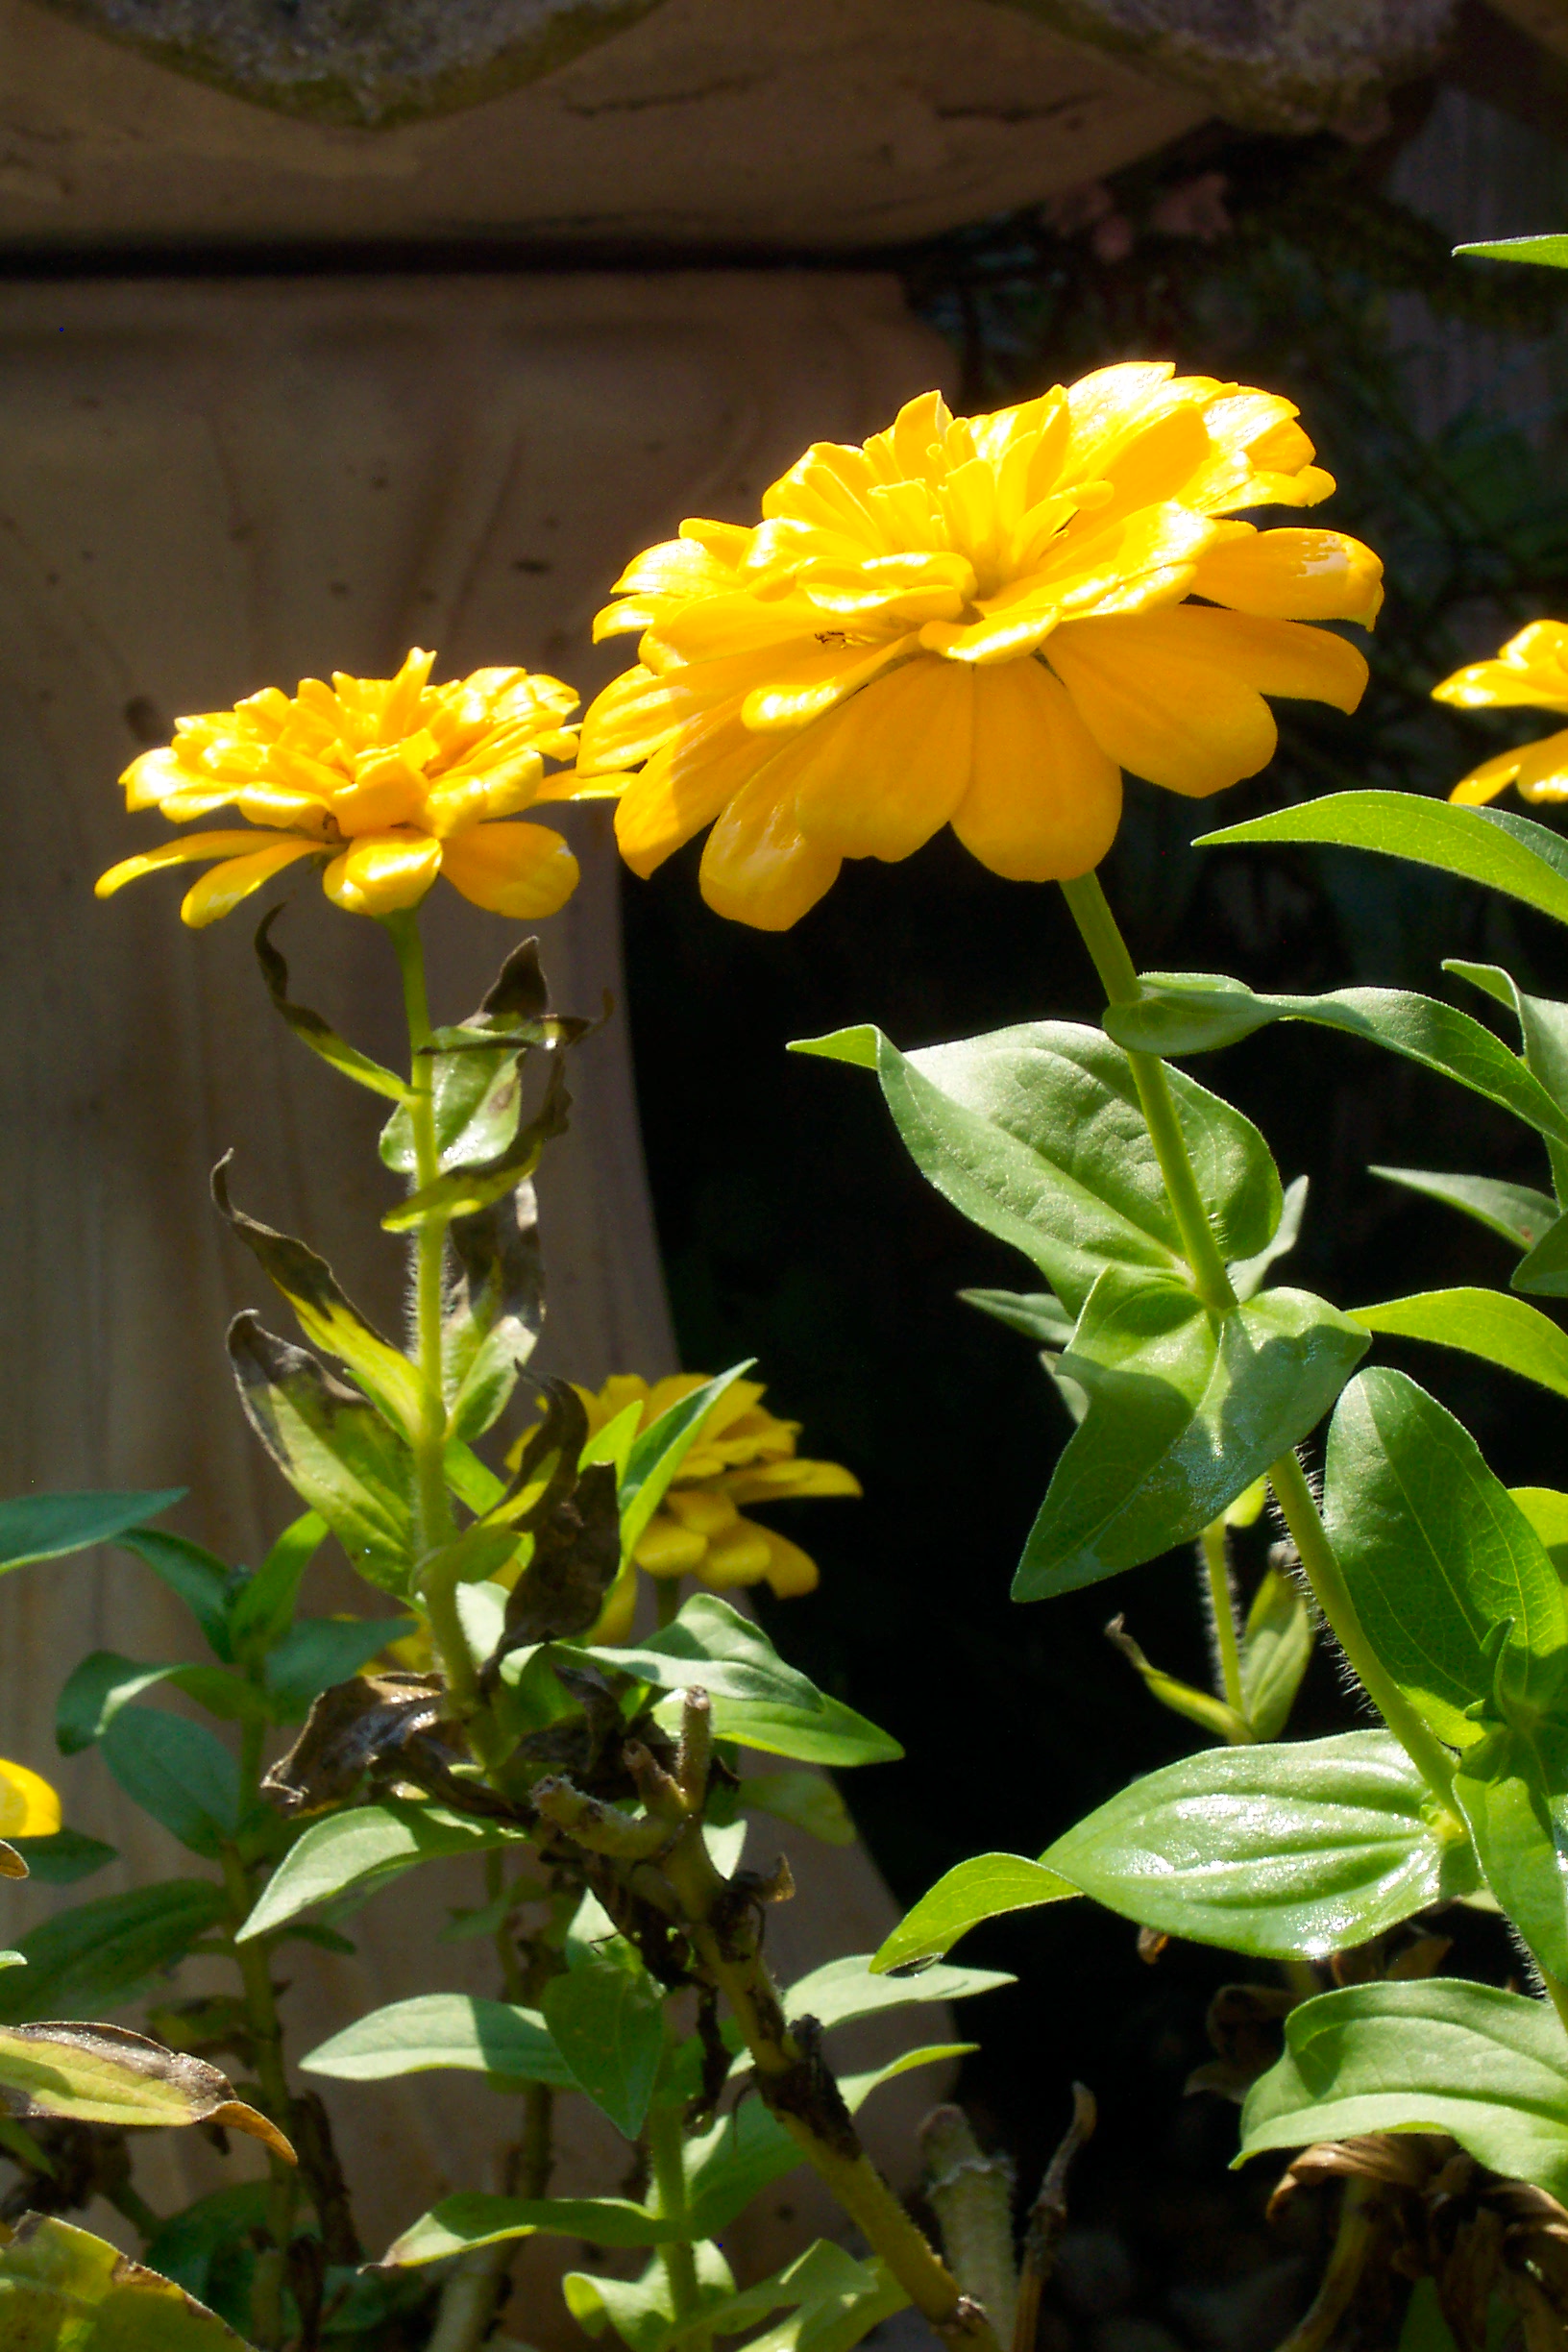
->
[95,648,611,927]
[1434,621,1568,804]
[0,1757,61,1840]
[577,367,1384,929]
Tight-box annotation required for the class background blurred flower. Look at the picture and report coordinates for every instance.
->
[96,648,616,926]
[579,370,1383,929]
[0,1757,60,1841]
[1434,619,1568,804]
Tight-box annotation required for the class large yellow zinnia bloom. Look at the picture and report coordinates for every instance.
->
[1434,621,1568,805]
[96,649,612,927]
[576,368,1384,929]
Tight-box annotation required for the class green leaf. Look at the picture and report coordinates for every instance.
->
[1448,957,1568,1198]
[1514,1486,1568,1577]
[618,1366,756,1561]
[1324,1368,1568,1748]
[1239,1567,1314,1743]
[1514,1210,1568,1296]
[57,1654,263,1755]
[213,1160,424,1438]
[1041,1731,1473,1959]
[255,905,407,1102]
[112,1530,234,1660]
[564,2242,736,2352]
[1456,233,1568,269]
[1229,1172,1310,1301]
[262,1615,414,1716]
[0,2212,253,2347]
[140,2185,271,2333]
[1350,1286,1568,1398]
[1200,790,1568,932]
[236,1801,528,1943]
[542,1957,664,2139]
[302,1993,574,2089]
[0,1489,184,1575]
[870,1854,1076,1973]
[1103,974,1568,1153]
[1452,1762,1568,1979]
[100,1708,239,1858]
[227,1314,415,1595]
[663,1689,901,1769]
[1399,2281,1461,2352]
[380,1038,527,1176]
[1240,1977,1568,2198]
[4,1829,116,1885]
[380,1057,572,1234]
[780,1952,1014,2033]
[1370,1166,1558,1253]
[1015,1268,1367,1600]
[225,1512,328,1661]
[793,1021,1279,1317]
[443,1183,545,1442]
[0,1881,227,2022]
[959,1288,1077,1348]
[0,2021,278,2141]
[1105,1616,1251,1743]
[551,1593,822,1714]
[741,1772,855,1847]
[383,2194,675,2268]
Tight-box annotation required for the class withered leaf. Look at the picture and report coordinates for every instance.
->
[0,2020,295,2159]
[493,1462,622,1661]
[261,1674,449,1816]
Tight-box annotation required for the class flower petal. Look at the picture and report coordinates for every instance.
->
[951,658,1122,879]
[0,1758,60,1839]
[792,658,974,859]
[323,830,443,917]
[180,841,326,928]
[1434,621,1568,713]
[616,698,779,877]
[1449,745,1528,807]
[756,1527,821,1599]
[698,764,841,932]
[439,822,579,919]
[1515,726,1568,801]
[95,828,315,899]
[1189,527,1384,625]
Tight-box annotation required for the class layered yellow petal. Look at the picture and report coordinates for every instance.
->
[1189,527,1384,625]
[698,760,842,932]
[615,700,778,878]
[792,658,974,860]
[951,658,1122,881]
[633,1513,708,1576]
[1456,725,1568,805]
[1434,620,1568,713]
[697,1518,774,1587]
[439,821,579,918]
[1450,745,1530,807]
[181,841,324,928]
[756,1527,821,1600]
[95,829,315,900]
[323,830,443,916]
[0,1758,61,1839]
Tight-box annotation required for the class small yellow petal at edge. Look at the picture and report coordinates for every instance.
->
[181,841,324,928]
[0,1758,61,1839]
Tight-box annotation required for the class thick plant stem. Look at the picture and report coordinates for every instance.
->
[1058,871,1236,1311]
[647,2095,703,2332]
[220,1846,297,2350]
[1199,1522,1246,1721]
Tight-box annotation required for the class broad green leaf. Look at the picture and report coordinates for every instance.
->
[0,2021,282,2147]
[1514,1486,1568,1577]
[380,1036,526,1175]
[5,1828,116,1885]
[793,1021,1280,1317]
[659,1688,901,1768]
[557,1593,821,1715]
[741,1771,855,1847]
[0,1489,184,1574]
[618,1366,755,1561]
[1448,957,1568,1198]
[380,1056,571,1234]
[1370,1165,1558,1253]
[1514,1212,1568,1296]
[0,1880,227,2022]
[1200,791,1568,932]
[57,1654,263,1755]
[1239,1566,1314,1743]
[959,1288,1076,1348]
[0,2212,253,2347]
[1456,233,1568,268]
[1228,1172,1309,1301]
[214,1161,423,1438]
[302,1994,574,2088]
[383,2194,676,2268]
[1325,1368,1568,1746]
[1015,1268,1367,1600]
[237,1801,529,1943]
[444,1182,545,1440]
[871,1854,1077,1972]
[542,1956,664,2139]
[1041,1731,1473,1959]
[664,2243,904,2352]
[1106,1615,1249,1743]
[255,905,406,1102]
[100,1708,239,1858]
[1350,1287,1568,1399]
[227,1314,415,1595]
[226,1511,327,1659]
[1103,975,1568,1152]
[1453,1761,1568,1979]
[262,1615,415,1715]
[1240,1977,1568,2198]
[781,1952,1013,2033]
[564,2242,735,2352]
[112,1530,233,1659]
[140,2185,270,2332]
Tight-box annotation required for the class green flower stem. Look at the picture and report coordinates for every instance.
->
[219,1844,297,2350]
[1060,868,1460,1807]
[1199,1521,1246,1721]
[647,2089,703,2333]
[1058,871,1237,1312]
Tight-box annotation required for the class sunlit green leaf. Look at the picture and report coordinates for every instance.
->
[1456,233,1568,269]
[871,1854,1077,1972]
[1349,1286,1568,1399]
[1105,1615,1250,1743]
[1239,1567,1314,1743]
[383,2194,675,2268]
[618,1367,755,1561]
[225,1512,326,1661]
[0,2212,253,2347]
[543,1958,664,2140]
[302,1994,574,2089]
[0,1881,227,2023]
[1370,1166,1558,1252]
[0,1489,184,1576]
[100,1709,238,1859]
[686,1689,901,1769]
[740,1772,855,1847]
[237,1801,528,1943]
[780,1952,1013,2032]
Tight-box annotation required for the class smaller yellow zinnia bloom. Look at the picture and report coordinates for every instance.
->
[1434,620,1568,805]
[0,1757,61,1840]
[95,648,616,927]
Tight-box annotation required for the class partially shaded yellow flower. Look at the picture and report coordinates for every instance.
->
[578,367,1384,929]
[95,649,617,927]
[0,1757,61,1840]
[1434,621,1568,805]
[507,1373,859,1645]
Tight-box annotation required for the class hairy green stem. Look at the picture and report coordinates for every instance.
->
[648,2094,703,2333]
[1199,1522,1246,1722]
[219,1845,297,2349]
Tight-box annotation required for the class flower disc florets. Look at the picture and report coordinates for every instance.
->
[96,649,609,927]
[577,367,1384,929]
